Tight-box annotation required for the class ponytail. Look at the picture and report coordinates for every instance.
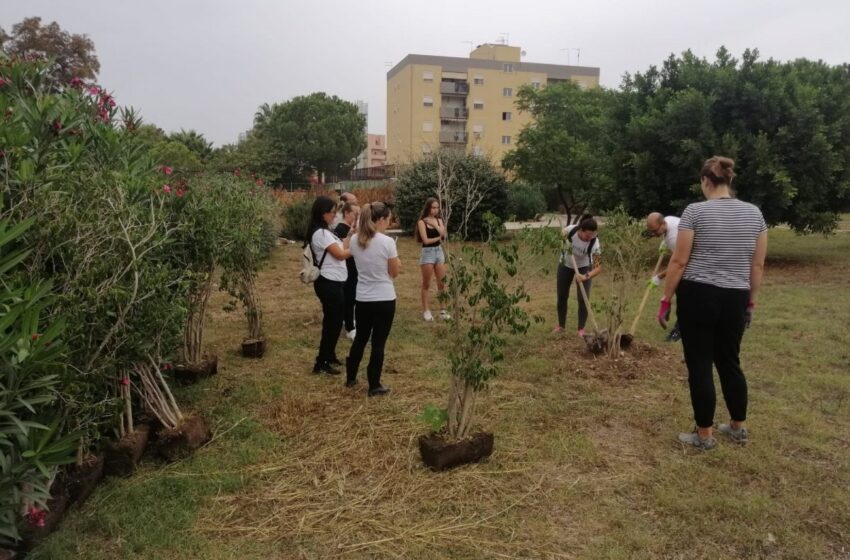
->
[357,201,392,249]
[578,214,597,232]
[358,204,378,249]
[701,156,736,186]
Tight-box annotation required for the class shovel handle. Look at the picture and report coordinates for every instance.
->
[628,252,667,335]
[570,254,600,332]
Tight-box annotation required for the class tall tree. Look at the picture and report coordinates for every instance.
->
[613,48,850,233]
[169,129,214,161]
[253,93,366,183]
[502,82,617,224]
[0,17,100,83]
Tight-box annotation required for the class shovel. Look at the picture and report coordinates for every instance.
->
[570,254,607,354]
[620,250,666,348]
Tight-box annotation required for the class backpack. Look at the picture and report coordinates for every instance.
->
[300,243,328,284]
[563,226,598,266]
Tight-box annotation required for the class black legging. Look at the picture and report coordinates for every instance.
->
[342,274,357,332]
[556,264,592,329]
[677,279,749,428]
[346,300,396,390]
[313,276,345,365]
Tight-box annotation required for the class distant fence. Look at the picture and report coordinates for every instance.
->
[326,165,396,183]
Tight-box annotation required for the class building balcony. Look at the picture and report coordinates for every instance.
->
[440,82,469,96]
[440,107,469,121]
[439,131,468,144]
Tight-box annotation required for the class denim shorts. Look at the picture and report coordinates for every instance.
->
[419,245,445,265]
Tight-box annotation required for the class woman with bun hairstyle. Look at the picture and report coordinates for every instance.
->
[346,202,400,396]
[658,156,768,450]
[554,214,602,337]
[415,198,448,321]
[306,195,352,375]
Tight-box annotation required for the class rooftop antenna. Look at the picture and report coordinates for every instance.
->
[560,48,572,65]
[573,48,581,65]
[499,32,510,45]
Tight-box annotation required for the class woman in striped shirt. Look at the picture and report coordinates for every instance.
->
[658,156,768,450]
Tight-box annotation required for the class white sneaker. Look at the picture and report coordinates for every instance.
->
[439,310,451,320]
[423,310,434,322]
[346,329,356,341]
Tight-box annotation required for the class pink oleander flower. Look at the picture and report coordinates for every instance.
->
[162,166,173,175]
[176,188,185,198]
[120,376,130,386]
[31,333,40,341]
[88,85,100,95]
[26,506,47,528]
[0,77,6,88]
[69,77,83,88]
[162,184,171,194]
[161,363,173,371]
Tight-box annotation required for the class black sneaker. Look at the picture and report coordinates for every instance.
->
[312,361,341,375]
[328,357,343,366]
[367,385,390,397]
[345,379,358,388]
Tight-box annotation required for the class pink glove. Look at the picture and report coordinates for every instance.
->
[657,297,672,329]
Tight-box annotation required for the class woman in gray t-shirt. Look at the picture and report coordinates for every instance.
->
[659,156,768,450]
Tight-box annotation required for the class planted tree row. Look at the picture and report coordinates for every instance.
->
[0,55,280,547]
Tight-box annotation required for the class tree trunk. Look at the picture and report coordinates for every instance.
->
[183,266,213,365]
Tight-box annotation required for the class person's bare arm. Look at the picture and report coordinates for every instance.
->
[749,231,768,304]
[326,242,351,260]
[387,257,401,278]
[663,230,694,301]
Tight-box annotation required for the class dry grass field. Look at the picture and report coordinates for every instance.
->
[32,226,850,560]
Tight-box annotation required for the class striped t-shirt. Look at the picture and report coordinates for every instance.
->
[679,198,767,290]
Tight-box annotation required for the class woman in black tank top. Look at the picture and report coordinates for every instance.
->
[414,198,448,321]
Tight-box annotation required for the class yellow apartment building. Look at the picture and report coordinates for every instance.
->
[386,44,599,165]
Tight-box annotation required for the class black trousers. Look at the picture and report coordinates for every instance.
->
[677,280,750,428]
[313,276,345,364]
[343,275,357,332]
[346,300,396,390]
[556,264,592,329]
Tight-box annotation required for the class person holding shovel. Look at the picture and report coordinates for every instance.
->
[645,212,681,341]
[657,156,767,450]
[554,214,602,338]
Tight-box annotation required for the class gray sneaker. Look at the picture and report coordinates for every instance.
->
[678,431,717,451]
[718,423,748,444]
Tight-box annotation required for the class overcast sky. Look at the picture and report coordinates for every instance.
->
[4,0,848,146]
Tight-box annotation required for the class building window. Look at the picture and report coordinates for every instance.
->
[503,63,513,73]
[502,112,512,121]
[473,100,484,110]
[423,96,434,107]
[531,79,542,89]
[423,71,434,82]
[472,124,484,133]
[422,121,433,132]
[501,135,511,145]
[422,143,432,154]
[474,75,484,85]
[472,145,483,156]
[502,87,513,97]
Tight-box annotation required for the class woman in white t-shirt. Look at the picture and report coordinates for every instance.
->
[345,202,400,396]
[306,196,352,375]
[554,214,603,337]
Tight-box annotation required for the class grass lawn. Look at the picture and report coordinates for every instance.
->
[31,227,850,559]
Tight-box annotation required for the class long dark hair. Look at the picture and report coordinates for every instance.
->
[414,197,440,242]
[577,213,597,232]
[304,195,336,246]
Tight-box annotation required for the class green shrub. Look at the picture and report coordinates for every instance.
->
[395,150,509,241]
[507,183,547,220]
[281,197,313,241]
